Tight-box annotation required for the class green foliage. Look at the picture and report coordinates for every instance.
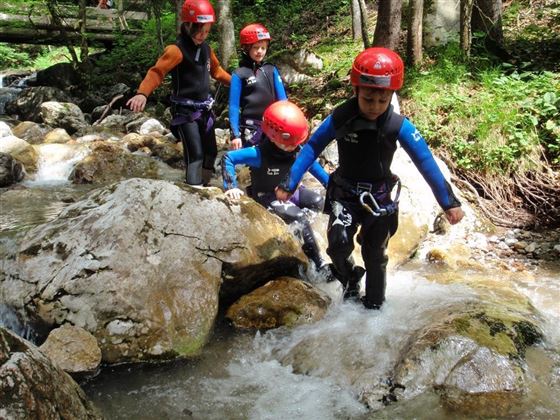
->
[404,44,560,173]
[0,43,32,68]
[89,12,178,89]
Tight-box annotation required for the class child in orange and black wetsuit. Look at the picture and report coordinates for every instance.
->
[127,0,231,186]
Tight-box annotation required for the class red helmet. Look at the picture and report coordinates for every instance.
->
[350,47,404,90]
[239,23,271,46]
[262,101,309,147]
[181,0,215,23]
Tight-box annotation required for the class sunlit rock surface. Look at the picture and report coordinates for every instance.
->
[1,178,306,363]
[11,121,50,145]
[0,327,102,419]
[0,134,38,172]
[39,324,102,377]
[226,277,331,329]
[70,141,161,183]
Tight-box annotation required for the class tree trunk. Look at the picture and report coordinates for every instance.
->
[45,0,79,65]
[351,0,361,41]
[78,0,89,65]
[358,0,370,48]
[216,0,235,68]
[175,0,182,34]
[406,0,423,65]
[472,0,503,45]
[150,1,164,50]
[460,0,474,55]
[372,0,402,50]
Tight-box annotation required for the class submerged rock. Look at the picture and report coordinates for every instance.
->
[0,327,102,419]
[1,178,306,364]
[226,277,331,329]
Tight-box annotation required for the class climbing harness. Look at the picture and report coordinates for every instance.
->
[359,177,401,217]
[170,95,215,133]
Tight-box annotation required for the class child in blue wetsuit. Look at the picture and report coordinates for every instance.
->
[223,100,329,270]
[275,48,464,309]
[229,23,287,150]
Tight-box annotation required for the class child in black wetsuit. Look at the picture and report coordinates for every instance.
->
[222,101,329,271]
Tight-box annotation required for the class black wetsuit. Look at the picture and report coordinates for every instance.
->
[171,34,217,185]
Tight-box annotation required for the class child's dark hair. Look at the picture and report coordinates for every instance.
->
[181,22,206,38]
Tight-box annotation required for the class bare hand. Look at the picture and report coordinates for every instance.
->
[225,188,244,201]
[445,207,464,225]
[126,94,147,112]
[275,186,292,202]
[230,137,242,150]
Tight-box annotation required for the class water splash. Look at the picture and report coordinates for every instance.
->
[24,143,90,186]
[0,304,38,343]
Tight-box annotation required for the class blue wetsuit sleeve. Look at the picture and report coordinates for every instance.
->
[309,161,330,188]
[228,73,242,138]
[273,67,288,100]
[398,118,459,210]
[283,115,337,192]
[222,146,261,190]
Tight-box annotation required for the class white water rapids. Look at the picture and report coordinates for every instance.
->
[83,269,559,420]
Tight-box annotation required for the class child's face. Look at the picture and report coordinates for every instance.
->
[191,23,212,45]
[357,87,393,121]
[248,40,268,63]
[272,139,298,152]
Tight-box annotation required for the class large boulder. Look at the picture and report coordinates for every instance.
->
[40,101,88,135]
[0,327,102,419]
[1,178,306,364]
[5,87,72,122]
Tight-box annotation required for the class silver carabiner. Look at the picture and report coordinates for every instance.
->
[360,191,383,216]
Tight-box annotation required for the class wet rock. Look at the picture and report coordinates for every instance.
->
[5,86,72,122]
[139,118,167,135]
[226,277,331,329]
[0,152,24,187]
[1,178,306,363]
[0,327,102,419]
[44,128,73,144]
[39,324,102,377]
[11,121,50,145]
[0,135,38,172]
[123,133,183,167]
[70,141,161,184]
[40,101,88,135]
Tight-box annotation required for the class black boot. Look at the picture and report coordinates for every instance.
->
[360,296,382,310]
[301,221,325,269]
[343,266,366,301]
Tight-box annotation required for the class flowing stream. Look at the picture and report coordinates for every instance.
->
[1,147,559,419]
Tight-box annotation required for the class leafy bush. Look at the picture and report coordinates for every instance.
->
[0,43,32,68]
[403,43,560,173]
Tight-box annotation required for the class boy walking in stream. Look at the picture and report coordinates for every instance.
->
[275,48,464,309]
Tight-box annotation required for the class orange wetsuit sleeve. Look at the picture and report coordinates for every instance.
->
[137,45,183,97]
[210,49,231,86]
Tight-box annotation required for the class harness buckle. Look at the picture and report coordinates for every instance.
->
[356,182,372,194]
